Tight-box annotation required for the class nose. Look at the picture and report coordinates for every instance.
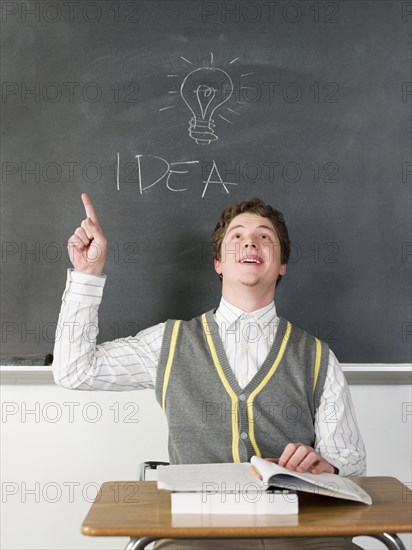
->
[244,241,257,249]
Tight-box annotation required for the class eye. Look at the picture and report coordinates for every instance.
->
[233,233,241,239]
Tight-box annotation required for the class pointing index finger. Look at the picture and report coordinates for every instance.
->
[81,193,100,225]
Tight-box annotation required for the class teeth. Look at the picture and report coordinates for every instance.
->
[241,259,261,264]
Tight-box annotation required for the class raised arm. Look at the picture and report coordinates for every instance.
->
[52,194,164,391]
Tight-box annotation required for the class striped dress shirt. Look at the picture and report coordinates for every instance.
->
[53,269,366,477]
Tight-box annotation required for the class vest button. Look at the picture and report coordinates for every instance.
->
[240,432,248,440]
[239,393,246,401]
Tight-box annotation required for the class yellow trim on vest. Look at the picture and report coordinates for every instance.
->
[247,321,292,457]
[162,320,182,411]
[201,314,241,463]
[313,338,322,395]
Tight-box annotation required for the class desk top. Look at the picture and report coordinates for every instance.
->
[81,477,412,539]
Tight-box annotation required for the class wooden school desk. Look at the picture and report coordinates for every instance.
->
[81,477,412,550]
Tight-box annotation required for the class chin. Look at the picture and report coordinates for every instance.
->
[240,280,260,288]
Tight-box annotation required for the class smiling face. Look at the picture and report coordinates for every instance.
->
[214,213,287,302]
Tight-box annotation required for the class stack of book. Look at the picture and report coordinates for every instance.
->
[157,455,372,515]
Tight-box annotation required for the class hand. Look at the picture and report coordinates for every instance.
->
[275,443,337,475]
[67,193,107,275]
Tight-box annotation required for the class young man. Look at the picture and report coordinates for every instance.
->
[53,194,366,549]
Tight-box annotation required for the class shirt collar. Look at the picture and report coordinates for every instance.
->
[215,297,278,331]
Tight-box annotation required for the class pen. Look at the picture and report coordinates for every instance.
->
[251,465,262,480]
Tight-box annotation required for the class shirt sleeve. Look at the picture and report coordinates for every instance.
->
[52,269,165,391]
[314,350,367,477]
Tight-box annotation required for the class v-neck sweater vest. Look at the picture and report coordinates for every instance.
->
[155,310,329,464]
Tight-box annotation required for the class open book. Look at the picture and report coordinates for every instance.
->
[251,456,372,505]
[157,456,371,514]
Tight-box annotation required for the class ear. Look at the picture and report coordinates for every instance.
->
[214,259,222,275]
[280,264,286,276]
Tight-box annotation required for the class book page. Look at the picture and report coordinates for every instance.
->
[251,456,372,505]
[158,462,267,492]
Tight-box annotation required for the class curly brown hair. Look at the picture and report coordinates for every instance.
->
[211,197,290,284]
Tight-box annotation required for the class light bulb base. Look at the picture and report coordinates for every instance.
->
[189,117,218,144]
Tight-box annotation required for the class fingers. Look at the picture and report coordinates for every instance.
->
[67,194,107,274]
[75,226,91,248]
[67,233,85,255]
[81,217,96,240]
[278,443,335,474]
[68,230,87,252]
[67,222,95,252]
[294,450,322,473]
[77,209,103,242]
[81,193,100,226]
[279,443,318,472]
[310,462,330,475]
[69,223,93,251]
[278,443,301,468]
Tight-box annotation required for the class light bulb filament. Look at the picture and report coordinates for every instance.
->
[195,85,216,120]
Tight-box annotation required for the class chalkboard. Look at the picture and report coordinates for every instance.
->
[1,0,411,365]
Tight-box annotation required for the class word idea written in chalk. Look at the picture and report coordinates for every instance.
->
[112,153,237,198]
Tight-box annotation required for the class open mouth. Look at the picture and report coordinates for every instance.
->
[239,257,263,265]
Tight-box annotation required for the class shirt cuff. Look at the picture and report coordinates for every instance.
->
[61,268,106,305]
[327,457,366,478]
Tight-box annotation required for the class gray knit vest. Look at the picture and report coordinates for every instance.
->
[155,310,329,465]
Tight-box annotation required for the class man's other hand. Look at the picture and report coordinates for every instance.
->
[273,443,337,474]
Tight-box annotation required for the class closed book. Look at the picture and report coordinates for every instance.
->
[171,488,298,515]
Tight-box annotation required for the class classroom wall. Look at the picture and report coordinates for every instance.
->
[1,379,411,550]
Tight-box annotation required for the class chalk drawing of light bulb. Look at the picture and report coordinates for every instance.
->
[180,67,233,144]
